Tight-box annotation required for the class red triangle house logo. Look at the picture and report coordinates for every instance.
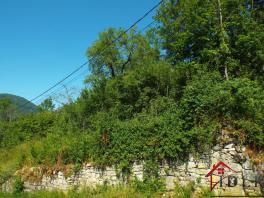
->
[205,161,238,191]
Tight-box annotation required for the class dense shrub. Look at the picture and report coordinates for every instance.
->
[0,112,55,148]
[181,75,264,148]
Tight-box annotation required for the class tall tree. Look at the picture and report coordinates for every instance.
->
[86,28,159,78]
[155,0,264,81]
[0,98,16,121]
[39,97,55,111]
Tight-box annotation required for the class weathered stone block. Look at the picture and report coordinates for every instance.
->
[243,170,257,182]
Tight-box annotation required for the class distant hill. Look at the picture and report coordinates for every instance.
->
[0,93,38,114]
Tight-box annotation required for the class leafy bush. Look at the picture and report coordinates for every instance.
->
[132,178,165,197]
[181,75,264,148]
[13,177,24,193]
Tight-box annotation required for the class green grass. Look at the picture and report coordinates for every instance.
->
[0,143,32,185]
[0,182,215,198]
[0,185,156,198]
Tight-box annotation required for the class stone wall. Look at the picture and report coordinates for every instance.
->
[160,142,263,196]
[2,142,264,196]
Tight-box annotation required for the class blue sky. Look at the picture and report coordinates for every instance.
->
[0,0,159,104]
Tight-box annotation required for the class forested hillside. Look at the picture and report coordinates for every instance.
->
[0,0,263,196]
[0,94,37,116]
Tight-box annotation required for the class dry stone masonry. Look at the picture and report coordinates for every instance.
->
[2,141,264,196]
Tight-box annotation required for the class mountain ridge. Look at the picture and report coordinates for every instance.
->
[0,93,38,114]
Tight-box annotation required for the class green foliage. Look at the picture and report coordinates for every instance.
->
[156,0,264,81]
[38,97,55,112]
[0,184,163,198]
[0,98,15,121]
[174,181,195,198]
[30,132,91,165]
[181,74,264,148]
[0,111,56,148]
[0,183,215,197]
[86,28,159,78]
[0,144,31,186]
[0,0,263,189]
[197,187,215,198]
[13,177,24,193]
[132,178,165,197]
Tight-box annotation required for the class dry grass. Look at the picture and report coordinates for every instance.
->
[245,147,264,174]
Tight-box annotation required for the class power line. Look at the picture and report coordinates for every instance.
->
[37,20,159,106]
[20,18,158,111]
[21,18,160,111]
[33,19,159,108]
[140,19,158,33]
[20,0,164,110]
[34,66,89,106]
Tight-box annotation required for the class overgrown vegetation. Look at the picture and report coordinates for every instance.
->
[0,0,263,194]
[0,182,213,198]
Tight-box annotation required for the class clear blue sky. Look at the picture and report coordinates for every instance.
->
[0,0,159,104]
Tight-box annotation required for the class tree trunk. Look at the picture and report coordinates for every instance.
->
[217,0,229,80]
[121,53,131,74]
[224,65,229,81]
[108,63,115,78]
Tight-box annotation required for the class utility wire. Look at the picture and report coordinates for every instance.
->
[34,66,89,106]
[33,19,159,108]
[20,0,164,110]
[140,19,158,33]
[26,19,160,110]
